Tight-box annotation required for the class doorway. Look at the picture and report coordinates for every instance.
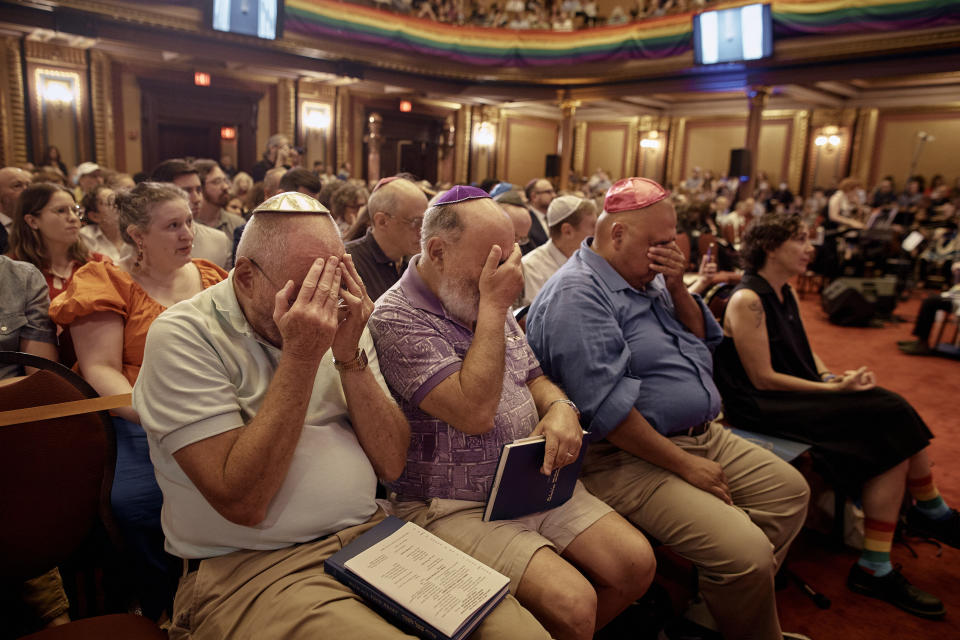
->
[157,123,222,162]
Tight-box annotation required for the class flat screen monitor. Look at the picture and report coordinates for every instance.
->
[693,4,773,65]
[212,0,283,40]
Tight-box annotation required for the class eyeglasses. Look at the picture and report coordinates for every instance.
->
[248,257,281,290]
[385,212,424,230]
[43,203,83,219]
[535,188,556,196]
[206,177,230,187]
[248,256,348,309]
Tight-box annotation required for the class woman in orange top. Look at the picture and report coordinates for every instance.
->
[50,181,226,617]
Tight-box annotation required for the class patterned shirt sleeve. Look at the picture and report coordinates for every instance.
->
[369,294,464,408]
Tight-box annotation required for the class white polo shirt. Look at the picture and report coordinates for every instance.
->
[133,274,386,559]
[190,223,232,269]
[521,239,568,305]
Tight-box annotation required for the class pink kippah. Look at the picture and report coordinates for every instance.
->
[434,185,490,206]
[604,177,670,213]
[372,176,400,192]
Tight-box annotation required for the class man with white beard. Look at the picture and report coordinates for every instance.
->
[368,186,655,640]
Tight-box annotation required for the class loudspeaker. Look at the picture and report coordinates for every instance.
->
[545,154,560,178]
[822,277,898,326]
[822,286,875,326]
[729,148,751,180]
[822,276,897,324]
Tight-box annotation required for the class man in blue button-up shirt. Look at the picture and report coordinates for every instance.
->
[527,178,810,640]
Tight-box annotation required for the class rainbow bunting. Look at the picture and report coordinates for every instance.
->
[284,0,960,67]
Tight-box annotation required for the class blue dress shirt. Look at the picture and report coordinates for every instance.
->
[526,238,723,439]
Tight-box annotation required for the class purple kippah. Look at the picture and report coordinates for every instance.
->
[434,185,491,206]
[604,177,670,213]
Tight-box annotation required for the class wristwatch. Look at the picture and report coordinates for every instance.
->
[549,398,581,419]
[333,348,368,372]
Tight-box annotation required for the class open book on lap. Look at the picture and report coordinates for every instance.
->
[325,516,510,640]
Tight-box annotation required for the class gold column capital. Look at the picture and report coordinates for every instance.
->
[748,86,771,110]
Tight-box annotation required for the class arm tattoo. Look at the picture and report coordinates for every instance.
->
[748,299,763,329]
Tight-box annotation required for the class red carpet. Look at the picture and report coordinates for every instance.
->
[774,288,960,639]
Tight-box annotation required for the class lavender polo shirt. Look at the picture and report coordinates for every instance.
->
[369,256,542,502]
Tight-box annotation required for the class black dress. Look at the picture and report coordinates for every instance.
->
[713,273,932,496]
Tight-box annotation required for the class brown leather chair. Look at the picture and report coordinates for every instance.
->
[0,351,166,639]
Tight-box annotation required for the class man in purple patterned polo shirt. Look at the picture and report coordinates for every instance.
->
[369,186,655,640]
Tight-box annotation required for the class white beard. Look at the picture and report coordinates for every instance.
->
[437,274,480,327]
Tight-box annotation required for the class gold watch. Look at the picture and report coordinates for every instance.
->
[333,348,368,372]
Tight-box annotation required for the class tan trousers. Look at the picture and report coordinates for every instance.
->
[168,511,551,640]
[581,423,809,640]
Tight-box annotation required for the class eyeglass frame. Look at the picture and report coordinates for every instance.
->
[35,202,84,220]
[247,256,348,309]
[383,211,424,231]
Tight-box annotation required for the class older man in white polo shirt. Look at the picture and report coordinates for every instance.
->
[133,193,550,639]
[521,195,598,305]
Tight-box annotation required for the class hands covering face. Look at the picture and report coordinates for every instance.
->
[272,254,373,364]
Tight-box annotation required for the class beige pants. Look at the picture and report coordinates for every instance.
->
[391,480,612,594]
[581,423,809,640]
[168,511,551,640]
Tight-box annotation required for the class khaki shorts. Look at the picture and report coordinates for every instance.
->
[390,480,612,594]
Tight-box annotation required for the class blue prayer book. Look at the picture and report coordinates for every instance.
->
[325,516,510,640]
[482,433,587,522]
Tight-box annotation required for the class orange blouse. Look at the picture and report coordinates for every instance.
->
[49,259,227,386]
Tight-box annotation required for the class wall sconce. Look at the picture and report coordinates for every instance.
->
[302,102,331,131]
[640,130,661,149]
[811,126,842,191]
[814,126,842,150]
[475,122,495,148]
[43,79,74,105]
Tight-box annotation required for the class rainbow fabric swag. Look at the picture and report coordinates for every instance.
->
[285,0,960,68]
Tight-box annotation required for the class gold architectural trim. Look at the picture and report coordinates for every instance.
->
[351,98,365,177]
[89,50,116,168]
[3,37,28,165]
[456,106,471,185]
[850,108,878,186]
[573,121,587,177]
[56,0,200,33]
[277,79,296,143]
[872,104,960,116]
[626,116,639,178]
[666,116,686,187]
[335,87,349,169]
[787,110,808,194]
[24,41,87,68]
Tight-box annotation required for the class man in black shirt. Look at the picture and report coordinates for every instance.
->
[345,177,427,301]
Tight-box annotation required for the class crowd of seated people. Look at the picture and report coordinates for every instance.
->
[365,0,715,30]
[2,141,959,639]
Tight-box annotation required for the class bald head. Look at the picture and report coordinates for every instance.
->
[0,167,32,216]
[234,212,343,346]
[593,199,677,289]
[263,167,286,199]
[369,178,429,260]
[499,202,532,245]
[420,197,518,326]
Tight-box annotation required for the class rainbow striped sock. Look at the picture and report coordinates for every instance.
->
[858,518,895,577]
[908,474,951,520]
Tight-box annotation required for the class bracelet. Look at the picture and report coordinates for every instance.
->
[819,371,837,382]
[549,398,580,419]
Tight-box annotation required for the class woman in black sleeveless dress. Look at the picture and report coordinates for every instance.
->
[713,212,955,619]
